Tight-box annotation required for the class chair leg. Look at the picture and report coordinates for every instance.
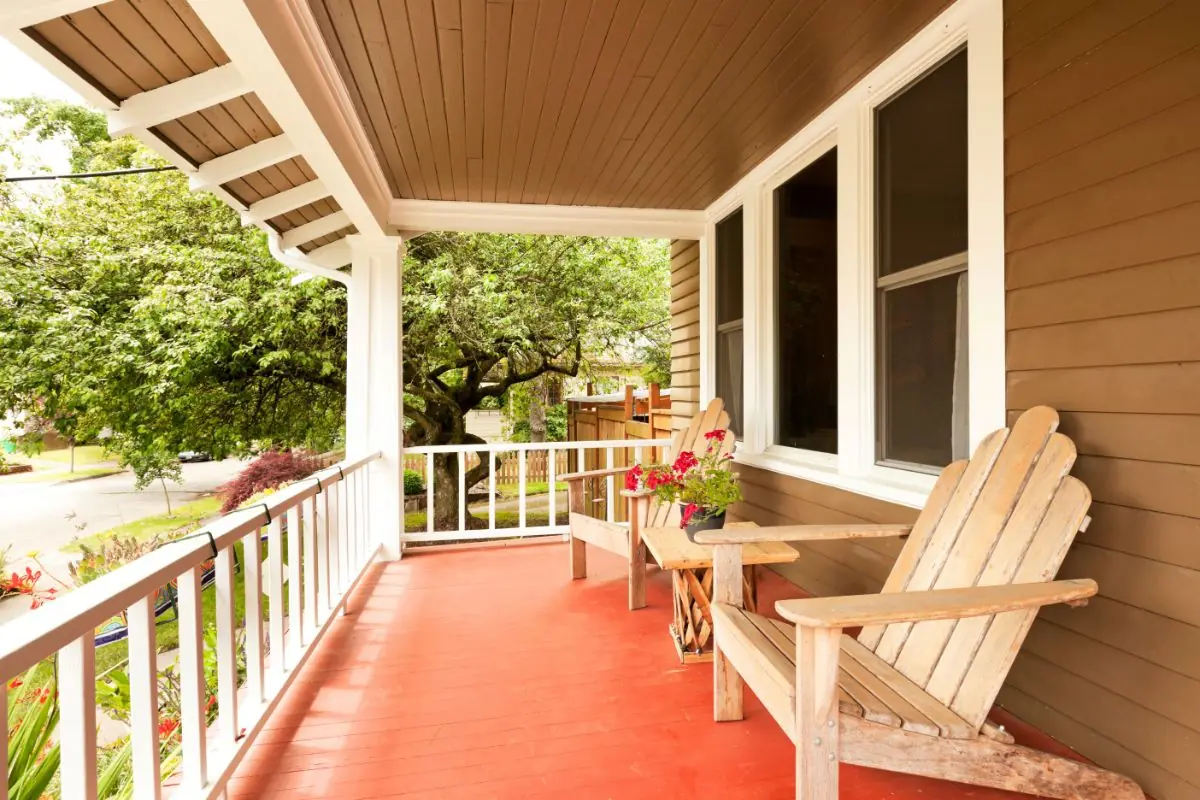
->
[714,644,744,722]
[570,534,587,580]
[628,539,647,610]
[795,626,841,800]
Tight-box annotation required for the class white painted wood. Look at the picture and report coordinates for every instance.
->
[287,505,303,650]
[280,210,351,250]
[242,530,265,706]
[699,229,715,406]
[127,595,162,800]
[178,567,208,791]
[0,0,103,29]
[245,179,328,224]
[458,451,467,534]
[58,634,97,800]
[187,0,388,237]
[347,472,358,567]
[518,450,527,529]
[328,482,341,601]
[605,448,616,523]
[109,64,246,136]
[320,488,333,612]
[305,238,352,269]
[266,516,286,675]
[214,547,239,746]
[190,134,297,191]
[426,452,435,536]
[547,447,557,528]
[336,479,349,610]
[303,494,319,634]
[488,451,497,531]
[389,199,705,239]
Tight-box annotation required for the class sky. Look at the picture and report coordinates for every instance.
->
[0,38,85,174]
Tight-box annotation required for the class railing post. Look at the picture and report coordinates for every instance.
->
[243,529,265,705]
[425,452,435,538]
[287,505,303,651]
[303,494,319,634]
[488,450,496,532]
[548,447,557,532]
[128,594,162,800]
[178,567,208,791]
[458,451,467,535]
[267,515,286,674]
[215,546,239,745]
[59,634,98,799]
[518,449,527,530]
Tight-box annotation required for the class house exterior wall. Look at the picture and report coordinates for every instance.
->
[669,239,700,433]
[675,2,1200,797]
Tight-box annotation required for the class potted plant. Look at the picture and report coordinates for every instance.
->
[626,429,742,542]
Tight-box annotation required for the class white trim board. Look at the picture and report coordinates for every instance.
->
[701,0,1006,506]
[389,199,705,239]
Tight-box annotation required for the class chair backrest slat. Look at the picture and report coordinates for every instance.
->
[645,398,731,529]
[858,406,1091,735]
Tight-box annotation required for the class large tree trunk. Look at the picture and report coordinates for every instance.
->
[529,380,547,443]
[429,449,496,532]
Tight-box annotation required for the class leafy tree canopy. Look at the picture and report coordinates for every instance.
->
[0,99,347,481]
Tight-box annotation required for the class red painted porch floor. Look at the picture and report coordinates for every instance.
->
[228,542,1080,799]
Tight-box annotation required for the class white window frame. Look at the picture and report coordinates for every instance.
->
[698,0,1004,509]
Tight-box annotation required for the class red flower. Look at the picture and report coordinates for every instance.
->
[8,677,23,689]
[703,429,726,442]
[624,464,644,491]
[672,450,699,474]
[645,468,677,491]
[680,503,700,529]
[159,718,180,738]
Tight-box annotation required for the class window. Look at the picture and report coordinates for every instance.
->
[774,149,838,453]
[875,50,969,470]
[715,209,744,437]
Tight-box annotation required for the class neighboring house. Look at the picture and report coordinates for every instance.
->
[464,409,503,443]
[5,1,1195,797]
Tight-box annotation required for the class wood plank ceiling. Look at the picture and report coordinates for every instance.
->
[311,0,952,209]
[27,0,354,251]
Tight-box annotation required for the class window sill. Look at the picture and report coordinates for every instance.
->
[734,450,934,510]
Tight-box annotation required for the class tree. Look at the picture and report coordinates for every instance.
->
[0,99,348,488]
[404,233,668,528]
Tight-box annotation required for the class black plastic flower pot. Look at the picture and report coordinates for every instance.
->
[681,505,726,543]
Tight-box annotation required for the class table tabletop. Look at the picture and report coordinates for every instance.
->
[642,521,799,570]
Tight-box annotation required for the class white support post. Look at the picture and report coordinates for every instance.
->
[346,234,405,559]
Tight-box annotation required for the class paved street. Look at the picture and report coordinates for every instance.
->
[0,457,246,583]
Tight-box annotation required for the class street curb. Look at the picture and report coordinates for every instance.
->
[54,468,126,485]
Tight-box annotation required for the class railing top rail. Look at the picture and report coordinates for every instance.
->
[404,438,670,455]
[0,451,381,680]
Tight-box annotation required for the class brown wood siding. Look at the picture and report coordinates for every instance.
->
[669,239,699,433]
[999,2,1200,797]
[310,0,952,209]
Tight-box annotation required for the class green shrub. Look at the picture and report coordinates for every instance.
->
[404,469,425,496]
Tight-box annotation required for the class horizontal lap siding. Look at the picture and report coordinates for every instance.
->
[669,240,700,433]
[1001,1,1200,797]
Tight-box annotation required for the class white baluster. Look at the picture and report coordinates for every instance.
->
[214,547,239,746]
[458,451,467,534]
[548,447,557,531]
[303,493,319,634]
[336,478,349,614]
[287,505,303,651]
[59,634,97,799]
[487,450,496,532]
[605,447,616,522]
[267,515,286,675]
[321,487,334,613]
[242,530,265,705]
[178,567,208,790]
[425,452,435,536]
[127,595,161,800]
[518,450,527,530]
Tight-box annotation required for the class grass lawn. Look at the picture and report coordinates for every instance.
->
[64,496,223,552]
[497,481,567,497]
[5,465,124,484]
[40,445,112,465]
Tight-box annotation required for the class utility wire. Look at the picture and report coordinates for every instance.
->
[1,165,179,183]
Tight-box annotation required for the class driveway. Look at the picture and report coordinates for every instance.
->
[0,457,247,583]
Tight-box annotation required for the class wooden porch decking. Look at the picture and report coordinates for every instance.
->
[226,542,1075,799]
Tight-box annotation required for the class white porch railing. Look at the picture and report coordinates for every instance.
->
[0,452,381,800]
[402,438,670,545]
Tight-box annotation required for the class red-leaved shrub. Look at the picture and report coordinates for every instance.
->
[219,450,319,513]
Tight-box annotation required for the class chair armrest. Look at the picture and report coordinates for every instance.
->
[775,579,1098,628]
[619,487,655,499]
[694,523,913,545]
[560,466,632,483]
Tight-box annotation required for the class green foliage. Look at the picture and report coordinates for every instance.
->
[114,443,182,492]
[632,431,742,521]
[68,533,167,586]
[507,404,567,443]
[0,99,347,481]
[1,98,113,172]
[403,468,425,495]
[638,323,672,388]
[5,678,60,800]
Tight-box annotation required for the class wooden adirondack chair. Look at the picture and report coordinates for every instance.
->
[698,406,1143,799]
[562,398,732,610]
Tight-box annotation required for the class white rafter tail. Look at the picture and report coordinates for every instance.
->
[0,0,104,29]
[388,199,706,239]
[187,0,388,237]
[269,235,350,286]
[305,238,352,269]
[243,179,329,225]
[280,210,351,250]
[190,134,297,192]
[109,63,247,137]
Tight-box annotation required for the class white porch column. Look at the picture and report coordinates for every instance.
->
[346,234,405,560]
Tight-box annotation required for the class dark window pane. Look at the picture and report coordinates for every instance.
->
[878,273,968,468]
[876,50,967,277]
[775,149,838,453]
[716,209,744,326]
[716,325,743,438]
